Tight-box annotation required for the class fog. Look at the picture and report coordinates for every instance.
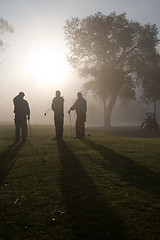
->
[1,72,159,127]
[1,0,160,127]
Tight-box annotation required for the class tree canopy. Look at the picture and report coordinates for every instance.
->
[64,12,160,127]
[0,18,14,54]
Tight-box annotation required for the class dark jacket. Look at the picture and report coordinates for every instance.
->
[70,96,87,122]
[51,96,64,115]
[13,95,30,118]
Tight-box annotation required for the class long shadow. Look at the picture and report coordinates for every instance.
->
[57,140,131,240]
[0,141,25,185]
[81,139,160,200]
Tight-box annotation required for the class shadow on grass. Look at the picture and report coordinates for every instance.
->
[81,139,160,200]
[0,141,25,185]
[57,140,129,240]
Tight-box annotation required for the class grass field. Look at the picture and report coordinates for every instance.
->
[0,124,160,240]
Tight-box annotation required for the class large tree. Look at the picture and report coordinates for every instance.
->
[64,12,160,127]
[140,60,160,117]
[0,18,14,56]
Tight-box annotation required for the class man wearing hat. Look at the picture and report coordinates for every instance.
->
[13,92,30,142]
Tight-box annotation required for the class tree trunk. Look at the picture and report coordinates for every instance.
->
[102,97,107,127]
[104,95,117,128]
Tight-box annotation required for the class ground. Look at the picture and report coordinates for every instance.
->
[91,126,160,138]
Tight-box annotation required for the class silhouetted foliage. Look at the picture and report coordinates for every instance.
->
[64,12,160,127]
[0,18,14,54]
[140,62,160,103]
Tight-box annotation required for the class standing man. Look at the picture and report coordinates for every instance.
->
[51,90,64,141]
[13,92,30,142]
[68,92,87,138]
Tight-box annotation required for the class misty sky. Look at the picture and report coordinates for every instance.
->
[0,0,160,125]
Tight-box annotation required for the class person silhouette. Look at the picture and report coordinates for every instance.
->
[68,92,87,138]
[51,90,64,141]
[13,92,30,142]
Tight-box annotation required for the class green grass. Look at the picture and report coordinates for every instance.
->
[0,125,160,240]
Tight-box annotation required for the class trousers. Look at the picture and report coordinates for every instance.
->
[15,115,28,141]
[54,114,64,140]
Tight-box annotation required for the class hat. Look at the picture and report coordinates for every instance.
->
[19,92,25,97]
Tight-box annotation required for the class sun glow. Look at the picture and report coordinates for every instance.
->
[27,46,69,85]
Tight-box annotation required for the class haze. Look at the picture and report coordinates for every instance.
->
[0,0,160,126]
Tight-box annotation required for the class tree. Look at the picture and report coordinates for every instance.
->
[140,61,160,118]
[0,18,14,56]
[64,12,160,127]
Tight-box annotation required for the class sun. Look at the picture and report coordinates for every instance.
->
[27,46,69,85]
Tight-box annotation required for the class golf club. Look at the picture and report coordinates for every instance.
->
[28,119,33,140]
[28,119,40,155]
[69,111,72,138]
[44,107,51,116]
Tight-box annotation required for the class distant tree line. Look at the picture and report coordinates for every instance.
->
[64,12,160,127]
